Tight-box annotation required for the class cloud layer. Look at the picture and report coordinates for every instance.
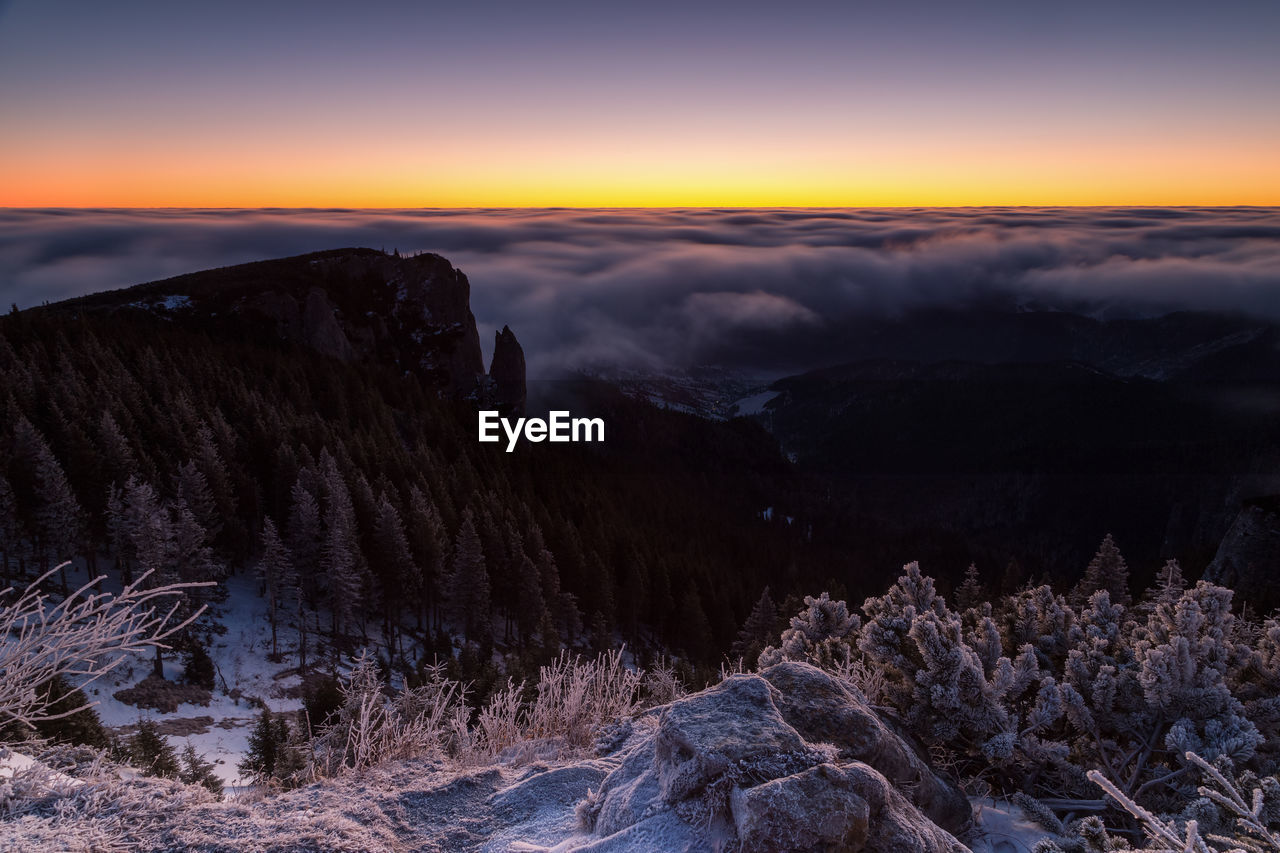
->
[2,207,1278,376]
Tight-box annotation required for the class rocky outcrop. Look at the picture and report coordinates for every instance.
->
[490,325,527,415]
[57,248,494,398]
[1205,497,1280,613]
[580,664,971,852]
[761,662,972,833]
[243,287,358,362]
[732,761,966,853]
[4,663,977,852]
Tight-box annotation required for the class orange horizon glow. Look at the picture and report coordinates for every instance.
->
[5,142,1278,209]
[4,101,1278,209]
[4,3,1278,210]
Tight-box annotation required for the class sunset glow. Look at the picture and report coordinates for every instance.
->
[1,0,1278,207]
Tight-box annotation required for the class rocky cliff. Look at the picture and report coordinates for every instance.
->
[52,248,524,401]
[1205,497,1280,613]
[490,325,527,415]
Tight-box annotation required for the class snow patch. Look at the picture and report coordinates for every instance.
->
[730,390,780,416]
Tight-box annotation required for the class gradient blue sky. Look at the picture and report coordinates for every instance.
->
[2,0,1277,205]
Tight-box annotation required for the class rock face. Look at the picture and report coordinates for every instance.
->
[1205,498,1280,613]
[57,248,494,398]
[490,325,527,415]
[580,664,971,852]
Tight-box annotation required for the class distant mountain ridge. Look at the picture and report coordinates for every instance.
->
[50,248,524,408]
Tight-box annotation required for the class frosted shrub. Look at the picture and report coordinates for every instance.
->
[306,649,468,780]
[767,560,1280,812]
[1077,751,1280,853]
[758,591,860,669]
[521,648,643,751]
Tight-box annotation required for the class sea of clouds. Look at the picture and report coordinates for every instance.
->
[2,207,1277,376]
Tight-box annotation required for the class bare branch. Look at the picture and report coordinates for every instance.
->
[0,562,213,728]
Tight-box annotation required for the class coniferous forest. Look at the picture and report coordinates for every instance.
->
[4,249,1280,852]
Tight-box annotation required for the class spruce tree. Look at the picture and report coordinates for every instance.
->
[174,460,220,542]
[955,563,985,612]
[731,586,778,668]
[515,552,546,647]
[129,719,180,779]
[287,479,322,608]
[258,517,296,658]
[179,743,224,797]
[97,411,136,487]
[0,473,18,582]
[321,463,362,639]
[1073,533,1130,607]
[447,508,491,644]
[13,416,83,579]
[406,485,448,629]
[239,708,282,783]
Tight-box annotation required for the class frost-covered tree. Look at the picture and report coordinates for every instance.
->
[179,742,224,797]
[731,586,778,668]
[955,562,985,612]
[406,485,448,630]
[1134,582,1260,768]
[446,508,491,645]
[0,473,20,580]
[257,517,296,658]
[759,590,859,669]
[321,463,362,639]
[129,719,179,779]
[13,416,83,580]
[1072,533,1131,608]
[96,410,136,485]
[287,478,322,609]
[173,460,220,542]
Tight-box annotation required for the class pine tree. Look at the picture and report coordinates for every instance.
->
[321,463,362,639]
[97,410,136,486]
[446,508,491,644]
[676,585,713,662]
[731,586,778,668]
[174,459,220,541]
[406,485,447,629]
[129,719,180,779]
[0,473,19,582]
[955,563,985,611]
[287,479,322,608]
[13,416,83,579]
[179,743,224,797]
[170,498,216,590]
[372,492,416,654]
[514,552,547,647]
[537,547,564,635]
[28,675,108,748]
[1072,533,1130,607]
[258,517,296,658]
[239,708,283,783]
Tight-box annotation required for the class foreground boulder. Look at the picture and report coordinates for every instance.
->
[579,664,970,851]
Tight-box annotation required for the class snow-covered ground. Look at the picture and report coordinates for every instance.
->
[729,389,780,416]
[69,565,304,789]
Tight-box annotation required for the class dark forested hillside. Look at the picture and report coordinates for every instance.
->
[0,256,836,684]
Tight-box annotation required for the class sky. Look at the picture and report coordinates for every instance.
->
[1,0,1278,206]
[5,207,1279,375]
